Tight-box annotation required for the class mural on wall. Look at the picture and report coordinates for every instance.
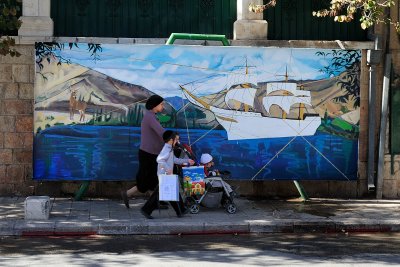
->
[34,43,360,181]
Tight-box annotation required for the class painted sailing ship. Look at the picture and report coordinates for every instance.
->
[180,63,322,140]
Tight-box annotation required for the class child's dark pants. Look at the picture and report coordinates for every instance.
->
[141,187,186,217]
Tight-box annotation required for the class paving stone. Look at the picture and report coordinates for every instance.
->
[0,221,15,236]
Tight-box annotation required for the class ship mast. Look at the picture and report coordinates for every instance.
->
[241,57,254,112]
[275,66,291,119]
[298,80,305,120]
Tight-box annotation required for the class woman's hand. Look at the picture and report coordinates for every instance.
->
[188,159,195,165]
[166,169,173,175]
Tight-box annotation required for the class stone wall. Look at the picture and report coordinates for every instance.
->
[0,45,35,196]
[381,5,400,199]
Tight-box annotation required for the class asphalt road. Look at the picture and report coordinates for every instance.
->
[1,233,400,266]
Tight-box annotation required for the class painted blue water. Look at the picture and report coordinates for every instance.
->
[33,125,358,181]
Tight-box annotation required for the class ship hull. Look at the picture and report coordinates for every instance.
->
[181,86,321,140]
[210,106,321,140]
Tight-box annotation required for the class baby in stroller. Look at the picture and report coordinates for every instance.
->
[200,153,235,195]
[177,149,237,214]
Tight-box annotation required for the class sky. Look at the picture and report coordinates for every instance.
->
[53,44,355,98]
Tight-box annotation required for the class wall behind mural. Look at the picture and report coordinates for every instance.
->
[33,43,360,181]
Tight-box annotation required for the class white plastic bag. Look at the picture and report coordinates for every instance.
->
[158,174,179,201]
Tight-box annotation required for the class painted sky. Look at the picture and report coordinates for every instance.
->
[54,44,346,97]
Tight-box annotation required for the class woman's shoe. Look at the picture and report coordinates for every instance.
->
[121,191,130,209]
[140,208,154,219]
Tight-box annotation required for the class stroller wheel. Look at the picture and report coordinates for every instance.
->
[222,198,230,208]
[190,204,200,214]
[226,203,237,214]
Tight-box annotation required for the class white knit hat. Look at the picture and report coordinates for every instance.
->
[200,153,213,164]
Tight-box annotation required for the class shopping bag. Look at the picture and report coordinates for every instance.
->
[158,174,179,201]
[182,166,205,196]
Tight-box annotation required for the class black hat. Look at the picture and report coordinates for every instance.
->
[163,130,176,142]
[145,95,164,110]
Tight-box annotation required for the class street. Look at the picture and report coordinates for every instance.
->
[1,233,400,266]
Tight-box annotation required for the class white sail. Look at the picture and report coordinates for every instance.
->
[266,82,311,97]
[263,96,294,114]
[296,90,311,97]
[295,96,312,105]
[267,82,297,94]
[263,95,312,114]
[225,87,257,108]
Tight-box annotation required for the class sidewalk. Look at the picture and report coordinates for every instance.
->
[1,196,400,236]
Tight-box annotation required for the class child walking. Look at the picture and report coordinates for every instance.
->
[141,130,194,219]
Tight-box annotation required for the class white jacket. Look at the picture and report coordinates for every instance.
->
[156,143,190,175]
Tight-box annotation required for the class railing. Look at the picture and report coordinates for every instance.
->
[51,0,237,38]
[51,0,367,41]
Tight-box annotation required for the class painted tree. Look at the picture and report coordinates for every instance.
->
[249,0,399,32]
[0,0,22,57]
[316,50,361,108]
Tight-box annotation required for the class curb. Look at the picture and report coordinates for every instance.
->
[1,220,400,236]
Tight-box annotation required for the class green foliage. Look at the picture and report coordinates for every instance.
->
[0,0,22,57]
[331,117,354,131]
[157,114,171,123]
[340,105,349,113]
[35,42,102,70]
[318,117,359,139]
[323,109,329,124]
[316,50,361,108]
[250,0,399,32]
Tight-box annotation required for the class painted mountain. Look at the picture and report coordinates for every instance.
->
[35,59,358,138]
[34,60,222,133]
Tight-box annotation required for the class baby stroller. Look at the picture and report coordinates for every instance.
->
[188,174,237,214]
[175,144,237,214]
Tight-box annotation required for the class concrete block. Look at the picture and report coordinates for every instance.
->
[234,20,268,40]
[12,65,30,83]
[23,0,39,16]
[383,179,398,198]
[18,16,54,37]
[24,196,50,220]
[14,220,55,236]
[0,65,13,82]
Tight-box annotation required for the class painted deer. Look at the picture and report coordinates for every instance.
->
[69,90,87,122]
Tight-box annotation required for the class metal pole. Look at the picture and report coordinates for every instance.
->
[367,61,377,191]
[293,180,309,201]
[376,54,392,199]
[366,49,382,191]
[74,181,90,201]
